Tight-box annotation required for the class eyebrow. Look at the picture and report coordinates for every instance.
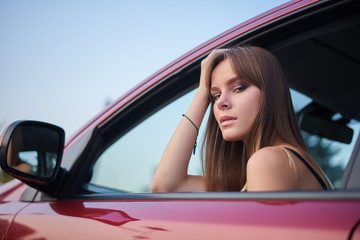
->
[210,77,243,92]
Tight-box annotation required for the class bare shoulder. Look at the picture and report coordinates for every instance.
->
[247,146,288,170]
[246,146,297,191]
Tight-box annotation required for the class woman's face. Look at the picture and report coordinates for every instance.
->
[210,58,262,142]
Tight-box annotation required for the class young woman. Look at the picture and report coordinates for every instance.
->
[151,46,333,192]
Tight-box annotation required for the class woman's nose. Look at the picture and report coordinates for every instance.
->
[216,94,231,110]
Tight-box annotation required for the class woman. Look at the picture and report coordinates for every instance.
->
[151,46,333,192]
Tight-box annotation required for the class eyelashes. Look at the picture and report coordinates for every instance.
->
[211,93,221,101]
[234,84,247,92]
[211,84,248,101]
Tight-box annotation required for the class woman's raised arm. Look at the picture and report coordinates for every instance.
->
[151,51,222,192]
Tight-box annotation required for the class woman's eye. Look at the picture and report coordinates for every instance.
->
[212,94,220,101]
[234,85,247,93]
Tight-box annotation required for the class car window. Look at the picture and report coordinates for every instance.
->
[90,89,206,193]
[89,88,359,193]
[291,90,360,188]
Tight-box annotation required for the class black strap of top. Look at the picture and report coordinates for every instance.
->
[284,147,328,190]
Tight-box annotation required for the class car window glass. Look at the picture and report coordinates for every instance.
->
[89,88,359,193]
[291,89,360,188]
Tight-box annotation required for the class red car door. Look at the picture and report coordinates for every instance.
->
[4,194,360,240]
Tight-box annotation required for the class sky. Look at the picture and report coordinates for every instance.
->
[0,0,290,139]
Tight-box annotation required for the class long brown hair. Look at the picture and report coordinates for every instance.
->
[201,46,332,191]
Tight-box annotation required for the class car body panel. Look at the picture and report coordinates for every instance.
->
[0,180,29,238]
[352,223,360,240]
[5,199,360,240]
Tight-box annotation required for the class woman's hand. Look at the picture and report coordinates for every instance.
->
[199,49,226,93]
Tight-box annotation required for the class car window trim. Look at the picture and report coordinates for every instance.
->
[59,191,360,202]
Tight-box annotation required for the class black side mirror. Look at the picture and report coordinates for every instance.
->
[0,121,65,197]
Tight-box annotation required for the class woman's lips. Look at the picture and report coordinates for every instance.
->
[220,116,237,126]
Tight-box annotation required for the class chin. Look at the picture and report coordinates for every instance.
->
[221,132,243,142]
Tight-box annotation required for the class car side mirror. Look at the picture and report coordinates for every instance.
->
[0,121,65,197]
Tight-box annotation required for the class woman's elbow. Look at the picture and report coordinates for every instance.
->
[151,179,170,193]
[150,181,161,193]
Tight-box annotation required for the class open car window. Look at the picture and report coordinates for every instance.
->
[80,1,360,194]
[88,89,204,193]
[86,87,359,193]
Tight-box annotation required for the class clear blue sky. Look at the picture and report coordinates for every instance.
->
[0,0,289,139]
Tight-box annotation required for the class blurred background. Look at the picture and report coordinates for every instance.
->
[0,0,289,139]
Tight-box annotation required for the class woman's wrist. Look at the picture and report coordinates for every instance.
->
[184,87,209,128]
[195,87,209,102]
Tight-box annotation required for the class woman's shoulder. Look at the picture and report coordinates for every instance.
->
[246,146,297,191]
[248,146,289,167]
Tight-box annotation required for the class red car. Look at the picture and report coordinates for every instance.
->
[1,0,360,239]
